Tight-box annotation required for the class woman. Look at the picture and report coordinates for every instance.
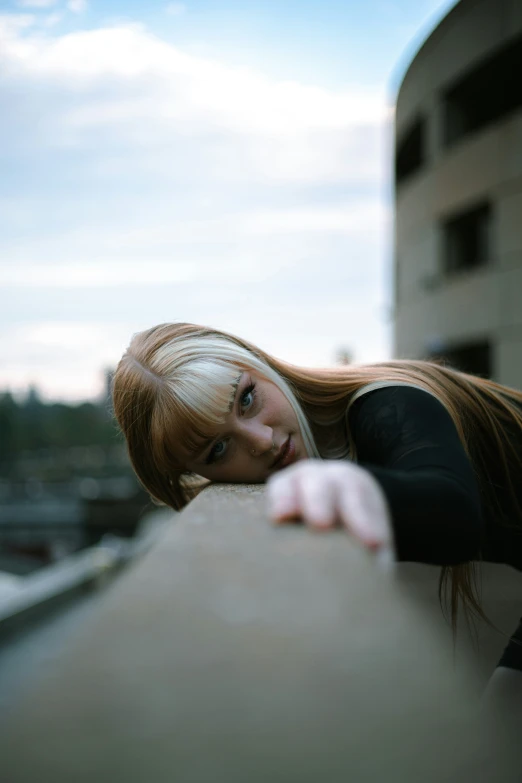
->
[112,320,522,695]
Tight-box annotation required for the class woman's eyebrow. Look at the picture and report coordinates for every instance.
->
[226,373,243,414]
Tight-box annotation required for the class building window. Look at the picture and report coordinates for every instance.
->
[395,117,425,187]
[441,201,492,275]
[443,34,522,147]
[426,339,492,378]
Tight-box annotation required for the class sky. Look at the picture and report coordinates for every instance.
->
[0,0,457,402]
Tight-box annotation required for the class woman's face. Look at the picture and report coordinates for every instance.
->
[180,370,306,483]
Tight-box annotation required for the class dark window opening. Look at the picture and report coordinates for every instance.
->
[395,117,425,186]
[443,34,522,147]
[442,201,492,275]
[426,339,492,379]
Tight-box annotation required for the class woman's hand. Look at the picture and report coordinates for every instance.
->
[266,459,395,557]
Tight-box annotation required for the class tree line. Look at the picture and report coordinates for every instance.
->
[0,390,122,467]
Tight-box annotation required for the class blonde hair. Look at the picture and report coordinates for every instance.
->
[113,321,522,642]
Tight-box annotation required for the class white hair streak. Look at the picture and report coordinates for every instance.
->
[152,334,322,458]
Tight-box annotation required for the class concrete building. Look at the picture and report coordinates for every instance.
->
[393,0,522,389]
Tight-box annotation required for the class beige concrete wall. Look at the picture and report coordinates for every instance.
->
[396,0,522,135]
[394,0,522,389]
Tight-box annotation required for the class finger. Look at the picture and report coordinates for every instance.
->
[266,474,301,522]
[364,481,394,548]
[335,478,390,549]
[295,473,337,529]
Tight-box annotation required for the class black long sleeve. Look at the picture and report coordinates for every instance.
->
[348,386,485,566]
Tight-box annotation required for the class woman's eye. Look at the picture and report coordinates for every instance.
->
[207,440,227,464]
[240,383,256,411]
[205,383,256,465]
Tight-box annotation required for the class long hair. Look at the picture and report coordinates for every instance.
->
[112,321,522,641]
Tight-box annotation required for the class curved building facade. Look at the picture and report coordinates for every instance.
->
[393,0,522,388]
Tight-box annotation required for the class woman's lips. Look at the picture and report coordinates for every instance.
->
[273,436,296,470]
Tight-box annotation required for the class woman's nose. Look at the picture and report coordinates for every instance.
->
[243,423,274,455]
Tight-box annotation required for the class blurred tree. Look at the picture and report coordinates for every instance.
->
[0,392,19,473]
[335,347,353,366]
[0,390,124,476]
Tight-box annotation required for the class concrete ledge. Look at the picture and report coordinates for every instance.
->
[0,485,518,781]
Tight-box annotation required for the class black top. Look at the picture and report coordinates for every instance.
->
[348,385,522,572]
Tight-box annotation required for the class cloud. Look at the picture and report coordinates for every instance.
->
[0,15,392,399]
[165,2,186,15]
[16,0,57,8]
[41,12,62,27]
[0,12,36,33]
[67,0,87,12]
[0,199,389,288]
[0,19,389,184]
[28,27,385,131]
[0,322,128,400]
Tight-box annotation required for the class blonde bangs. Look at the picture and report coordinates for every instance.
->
[150,361,241,462]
